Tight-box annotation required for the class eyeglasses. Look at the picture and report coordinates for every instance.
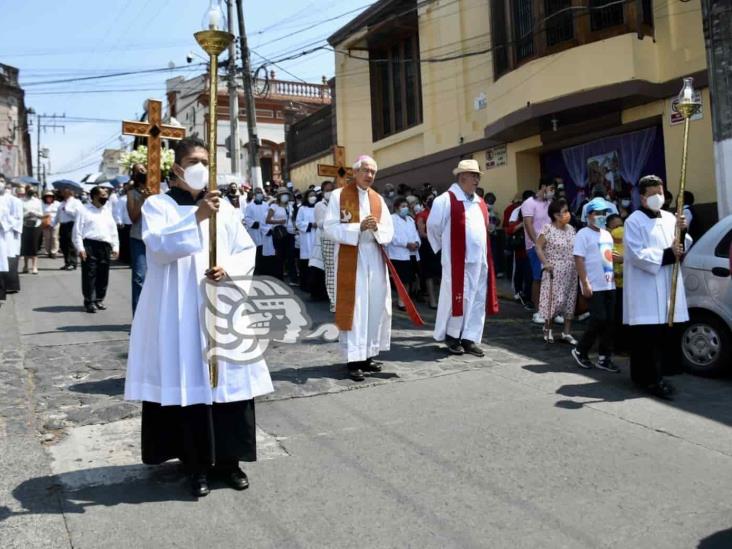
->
[358,168,377,175]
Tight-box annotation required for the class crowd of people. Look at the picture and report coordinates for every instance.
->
[0,138,696,497]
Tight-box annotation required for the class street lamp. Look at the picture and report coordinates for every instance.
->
[194,0,234,388]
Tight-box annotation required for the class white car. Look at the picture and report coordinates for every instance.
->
[681,215,732,376]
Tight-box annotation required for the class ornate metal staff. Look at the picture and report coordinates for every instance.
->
[195,0,234,386]
[668,77,701,327]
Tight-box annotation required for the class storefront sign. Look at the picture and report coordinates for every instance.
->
[485,144,507,170]
[670,92,703,125]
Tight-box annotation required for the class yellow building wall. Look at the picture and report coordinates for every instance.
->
[332,0,714,205]
[289,152,333,190]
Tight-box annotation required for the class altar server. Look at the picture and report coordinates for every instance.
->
[243,188,269,275]
[0,176,23,294]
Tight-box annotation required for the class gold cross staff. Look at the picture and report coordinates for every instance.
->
[318,145,353,188]
[122,99,186,194]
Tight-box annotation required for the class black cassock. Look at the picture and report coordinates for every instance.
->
[140,187,257,473]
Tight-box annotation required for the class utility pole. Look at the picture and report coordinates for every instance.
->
[235,0,262,190]
[701,0,732,218]
[34,113,65,187]
[226,0,242,177]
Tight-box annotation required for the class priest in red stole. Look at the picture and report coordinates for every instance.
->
[324,155,394,381]
[427,159,499,357]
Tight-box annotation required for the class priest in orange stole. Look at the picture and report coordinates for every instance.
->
[427,159,499,357]
[324,155,394,381]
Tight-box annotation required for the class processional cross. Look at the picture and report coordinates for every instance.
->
[122,99,186,194]
[317,145,353,188]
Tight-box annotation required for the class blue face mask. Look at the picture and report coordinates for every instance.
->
[399,207,409,218]
[591,214,607,229]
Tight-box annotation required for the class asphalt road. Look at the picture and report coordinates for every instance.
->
[1,256,731,548]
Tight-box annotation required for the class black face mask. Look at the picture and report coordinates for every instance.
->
[97,197,109,206]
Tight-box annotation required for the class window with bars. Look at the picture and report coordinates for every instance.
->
[490,0,653,80]
[369,33,423,141]
[545,0,574,46]
[589,0,624,31]
[513,0,535,61]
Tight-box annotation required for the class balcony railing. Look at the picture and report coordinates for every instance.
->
[265,73,331,104]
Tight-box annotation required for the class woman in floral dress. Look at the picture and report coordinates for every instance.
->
[535,198,578,344]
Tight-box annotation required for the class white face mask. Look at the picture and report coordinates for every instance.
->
[0,182,5,194]
[308,195,317,205]
[645,193,664,212]
[621,199,631,208]
[280,195,289,204]
[323,191,332,200]
[181,162,208,191]
[544,191,555,200]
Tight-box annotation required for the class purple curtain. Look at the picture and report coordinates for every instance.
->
[560,127,658,209]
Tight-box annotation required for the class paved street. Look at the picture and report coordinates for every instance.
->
[1,256,732,548]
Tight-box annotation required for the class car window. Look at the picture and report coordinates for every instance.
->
[714,229,732,259]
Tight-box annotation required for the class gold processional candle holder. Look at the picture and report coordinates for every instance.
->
[668,77,702,327]
[195,0,234,387]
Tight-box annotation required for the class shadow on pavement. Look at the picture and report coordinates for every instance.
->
[68,377,125,396]
[32,305,84,313]
[271,364,399,385]
[25,324,131,336]
[698,528,732,549]
[0,464,194,522]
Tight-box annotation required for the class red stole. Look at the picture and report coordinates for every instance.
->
[448,191,499,317]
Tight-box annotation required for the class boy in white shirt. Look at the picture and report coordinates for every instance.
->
[571,198,618,372]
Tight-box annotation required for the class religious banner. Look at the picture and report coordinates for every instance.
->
[485,144,507,170]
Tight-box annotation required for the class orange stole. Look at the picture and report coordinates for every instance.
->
[335,183,383,331]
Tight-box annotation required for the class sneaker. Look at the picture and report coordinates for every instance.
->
[596,356,620,373]
[329,303,336,313]
[571,348,594,369]
[513,292,525,305]
[523,302,536,312]
[554,315,564,324]
[531,312,545,325]
[559,332,578,346]
[578,312,590,322]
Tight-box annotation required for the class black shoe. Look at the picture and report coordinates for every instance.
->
[644,381,674,401]
[94,301,107,310]
[347,363,365,381]
[571,348,593,369]
[362,358,383,373]
[595,356,620,373]
[447,341,465,355]
[226,468,249,491]
[70,265,77,270]
[84,303,97,314]
[461,340,485,357]
[59,265,70,270]
[190,473,210,497]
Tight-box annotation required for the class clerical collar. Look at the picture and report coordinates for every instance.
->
[167,186,204,206]
[639,206,661,219]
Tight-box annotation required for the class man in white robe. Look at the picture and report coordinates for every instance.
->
[0,176,12,304]
[427,159,498,357]
[324,156,394,381]
[623,175,692,400]
[125,137,273,497]
[0,175,23,294]
[243,188,269,275]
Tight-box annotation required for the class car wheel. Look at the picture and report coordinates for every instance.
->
[681,313,732,377]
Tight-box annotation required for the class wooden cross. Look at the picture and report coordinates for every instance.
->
[317,145,353,188]
[122,99,186,194]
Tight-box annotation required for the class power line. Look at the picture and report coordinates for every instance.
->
[22,63,206,87]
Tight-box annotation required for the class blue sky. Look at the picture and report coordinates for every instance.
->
[0,0,371,182]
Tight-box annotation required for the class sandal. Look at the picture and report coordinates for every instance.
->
[560,332,578,345]
[543,327,554,343]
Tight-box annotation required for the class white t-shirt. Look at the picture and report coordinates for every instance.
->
[573,227,615,292]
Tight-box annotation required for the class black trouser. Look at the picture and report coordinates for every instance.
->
[253,245,264,276]
[629,324,685,387]
[577,289,615,357]
[81,238,111,305]
[59,221,77,267]
[613,287,628,353]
